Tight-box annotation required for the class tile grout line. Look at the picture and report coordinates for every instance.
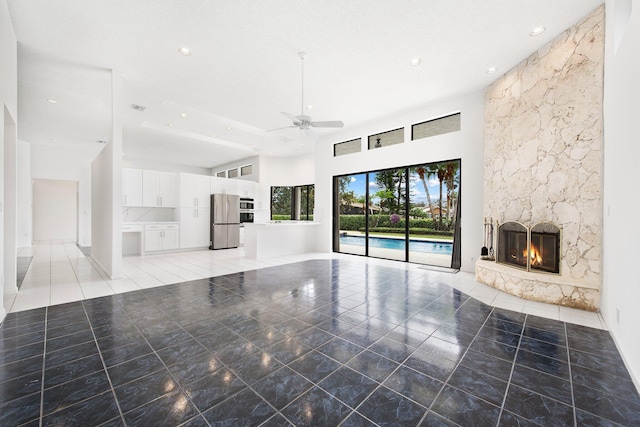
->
[38,306,48,427]
[495,313,527,426]
[565,322,578,427]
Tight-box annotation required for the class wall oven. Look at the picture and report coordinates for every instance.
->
[239,198,254,223]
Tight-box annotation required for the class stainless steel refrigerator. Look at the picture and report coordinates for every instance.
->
[210,194,240,249]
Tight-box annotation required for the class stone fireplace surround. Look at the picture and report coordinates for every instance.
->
[475,5,604,312]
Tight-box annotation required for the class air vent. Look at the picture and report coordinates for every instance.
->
[130,104,146,112]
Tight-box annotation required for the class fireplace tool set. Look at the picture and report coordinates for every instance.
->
[481,217,495,260]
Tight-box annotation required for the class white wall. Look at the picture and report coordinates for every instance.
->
[123,157,210,176]
[16,141,31,247]
[212,155,261,182]
[315,90,485,272]
[32,179,77,241]
[602,0,640,388]
[30,144,94,246]
[0,0,17,322]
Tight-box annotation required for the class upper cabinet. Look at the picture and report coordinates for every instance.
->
[236,180,256,198]
[122,168,143,206]
[179,173,211,208]
[142,170,177,207]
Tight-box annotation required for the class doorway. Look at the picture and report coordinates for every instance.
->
[33,179,78,242]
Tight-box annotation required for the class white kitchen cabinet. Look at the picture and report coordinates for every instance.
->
[180,173,211,208]
[179,208,210,248]
[122,168,143,206]
[143,170,177,207]
[210,176,225,194]
[144,224,179,252]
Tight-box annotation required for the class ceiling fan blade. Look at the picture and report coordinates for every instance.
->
[281,112,300,123]
[266,125,298,133]
[310,120,344,128]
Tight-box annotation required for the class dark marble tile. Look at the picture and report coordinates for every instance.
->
[339,325,385,348]
[46,329,94,353]
[523,315,566,337]
[0,320,44,340]
[288,350,341,383]
[252,366,313,410]
[0,370,42,403]
[182,368,246,412]
[477,326,521,347]
[0,340,44,367]
[114,369,178,413]
[0,354,43,384]
[510,363,572,405]
[227,350,283,384]
[317,337,364,364]
[166,351,222,386]
[318,366,378,409]
[498,410,542,426]
[197,328,244,352]
[518,335,567,361]
[573,382,640,426]
[263,337,312,365]
[201,387,275,427]
[431,325,476,348]
[179,415,210,427]
[575,409,622,427]
[43,370,111,415]
[504,384,574,426]
[155,338,207,367]
[522,325,566,348]
[431,385,500,426]
[418,411,459,426]
[358,385,427,426]
[346,350,399,382]
[404,349,457,382]
[107,352,166,388]
[46,319,91,340]
[569,348,630,379]
[42,391,120,427]
[368,336,415,363]
[338,410,375,426]
[446,365,507,406]
[44,340,98,368]
[0,329,44,352]
[43,353,105,388]
[241,326,286,349]
[0,390,41,426]
[123,391,198,427]
[101,340,154,367]
[383,365,443,408]
[281,386,352,427]
[145,327,194,350]
[418,336,467,363]
[571,364,640,404]
[469,336,517,362]
[295,327,335,349]
[515,349,570,380]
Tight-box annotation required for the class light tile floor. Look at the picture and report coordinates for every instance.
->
[4,241,607,330]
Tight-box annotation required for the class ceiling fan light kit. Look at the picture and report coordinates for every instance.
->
[267,52,344,132]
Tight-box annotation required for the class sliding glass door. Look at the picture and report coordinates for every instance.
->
[334,160,461,267]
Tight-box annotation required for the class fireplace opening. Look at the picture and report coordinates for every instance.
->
[497,222,560,274]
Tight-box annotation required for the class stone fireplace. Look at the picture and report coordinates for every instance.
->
[475,5,604,311]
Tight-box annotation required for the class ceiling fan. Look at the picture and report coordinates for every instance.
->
[268,52,344,132]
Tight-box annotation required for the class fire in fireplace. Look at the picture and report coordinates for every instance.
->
[497,222,560,274]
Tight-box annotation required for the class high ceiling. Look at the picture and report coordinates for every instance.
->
[7,0,603,169]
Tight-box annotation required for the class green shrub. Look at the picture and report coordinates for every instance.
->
[364,227,454,237]
[338,215,440,231]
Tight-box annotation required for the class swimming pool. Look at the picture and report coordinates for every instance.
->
[340,235,453,255]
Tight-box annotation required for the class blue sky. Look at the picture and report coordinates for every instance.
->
[345,172,449,205]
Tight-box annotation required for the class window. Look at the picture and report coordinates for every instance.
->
[228,168,238,178]
[368,128,404,150]
[271,184,314,221]
[216,171,226,178]
[240,164,253,176]
[334,138,361,157]
[412,112,461,140]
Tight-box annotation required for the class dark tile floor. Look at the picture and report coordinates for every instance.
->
[1,259,639,426]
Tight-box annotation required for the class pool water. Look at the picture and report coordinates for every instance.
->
[340,235,453,255]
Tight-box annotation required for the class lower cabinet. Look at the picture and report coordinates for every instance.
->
[144,224,179,252]
[179,208,211,248]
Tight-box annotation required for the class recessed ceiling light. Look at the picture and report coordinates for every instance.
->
[180,113,187,118]
[306,105,313,110]
[486,67,497,74]
[47,99,58,104]
[178,47,191,56]
[530,27,546,36]
[52,139,59,142]
[226,126,233,130]
[410,58,422,67]
[168,123,174,127]
[211,134,216,138]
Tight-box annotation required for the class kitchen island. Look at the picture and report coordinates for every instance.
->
[244,221,321,258]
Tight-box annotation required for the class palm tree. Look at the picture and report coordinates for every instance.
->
[435,165,447,230]
[415,166,436,224]
[443,162,460,227]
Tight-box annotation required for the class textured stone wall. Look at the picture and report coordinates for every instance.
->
[480,6,604,308]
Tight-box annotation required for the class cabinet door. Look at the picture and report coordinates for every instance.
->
[122,168,143,206]
[144,229,163,251]
[225,179,238,196]
[179,208,196,248]
[179,173,196,207]
[195,175,211,208]
[162,228,179,250]
[142,170,160,207]
[158,172,177,207]
[210,176,225,194]
[195,208,211,247]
